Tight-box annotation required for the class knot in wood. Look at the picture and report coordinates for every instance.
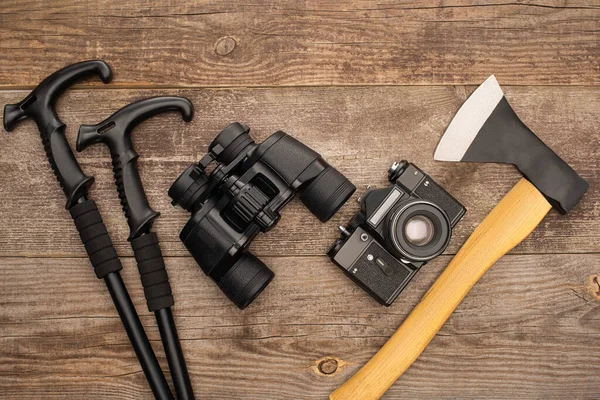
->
[318,358,338,375]
[215,36,236,56]
[592,276,600,299]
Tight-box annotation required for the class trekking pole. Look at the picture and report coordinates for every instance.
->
[3,61,174,400]
[77,96,195,399]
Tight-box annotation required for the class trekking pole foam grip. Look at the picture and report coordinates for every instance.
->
[69,199,123,279]
[131,233,174,312]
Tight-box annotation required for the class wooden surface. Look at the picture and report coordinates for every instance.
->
[0,1,598,399]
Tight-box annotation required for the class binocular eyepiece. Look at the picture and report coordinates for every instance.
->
[169,123,356,309]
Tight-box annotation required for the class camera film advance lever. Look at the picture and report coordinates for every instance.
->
[3,61,175,400]
[329,161,465,306]
[77,97,195,400]
[330,75,589,400]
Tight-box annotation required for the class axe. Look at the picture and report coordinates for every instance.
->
[330,75,589,400]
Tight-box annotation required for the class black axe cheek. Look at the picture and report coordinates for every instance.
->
[76,96,194,239]
[3,60,113,208]
[463,97,589,214]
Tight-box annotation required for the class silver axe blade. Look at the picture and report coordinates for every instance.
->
[433,75,588,214]
[434,75,503,162]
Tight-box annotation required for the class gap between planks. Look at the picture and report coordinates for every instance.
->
[2,84,600,91]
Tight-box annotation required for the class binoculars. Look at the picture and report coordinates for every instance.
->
[170,123,356,309]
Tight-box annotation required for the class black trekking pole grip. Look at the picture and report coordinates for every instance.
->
[70,200,173,400]
[132,232,194,400]
[77,96,194,239]
[70,199,123,278]
[3,60,112,208]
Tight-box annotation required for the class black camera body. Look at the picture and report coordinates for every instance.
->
[328,161,465,306]
[169,123,355,309]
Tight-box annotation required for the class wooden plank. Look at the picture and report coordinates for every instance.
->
[0,254,598,399]
[1,0,599,87]
[0,86,598,257]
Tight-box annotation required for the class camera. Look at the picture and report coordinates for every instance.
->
[328,161,465,306]
[169,123,356,309]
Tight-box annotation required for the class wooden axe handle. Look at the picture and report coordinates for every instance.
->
[330,178,552,400]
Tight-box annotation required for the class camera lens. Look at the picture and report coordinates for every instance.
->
[210,122,255,164]
[300,166,356,222]
[217,252,274,310]
[404,215,435,246]
[386,200,451,262]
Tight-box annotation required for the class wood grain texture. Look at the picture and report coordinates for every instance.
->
[0,254,598,399]
[1,86,598,258]
[1,0,599,87]
[1,1,599,398]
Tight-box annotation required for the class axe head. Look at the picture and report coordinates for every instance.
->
[434,75,588,214]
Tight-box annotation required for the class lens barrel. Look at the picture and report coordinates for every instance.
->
[168,164,209,211]
[217,253,274,309]
[386,200,451,262]
[300,166,356,222]
[210,122,255,164]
